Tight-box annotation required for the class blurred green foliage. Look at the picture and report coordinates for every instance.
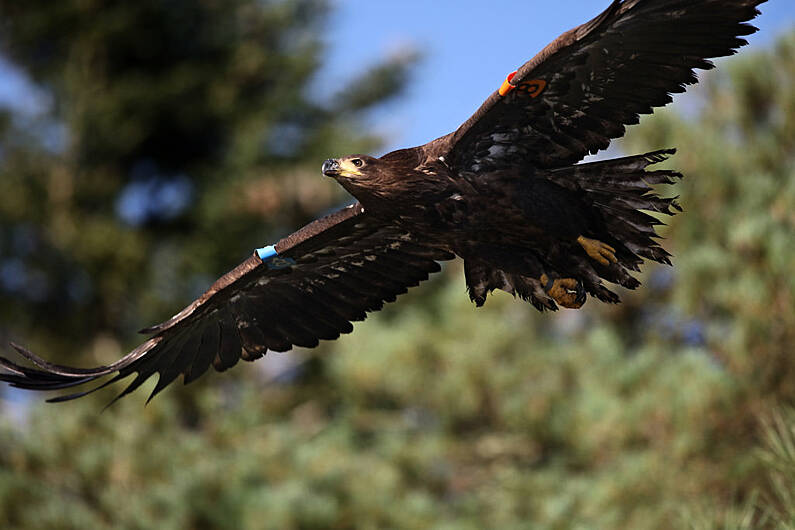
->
[0,2,793,528]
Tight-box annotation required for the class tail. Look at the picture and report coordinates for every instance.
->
[464,149,682,310]
[547,148,683,266]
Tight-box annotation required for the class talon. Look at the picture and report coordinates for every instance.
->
[577,235,617,266]
[540,274,585,309]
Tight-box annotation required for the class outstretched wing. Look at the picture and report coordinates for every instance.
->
[436,0,765,172]
[0,203,453,403]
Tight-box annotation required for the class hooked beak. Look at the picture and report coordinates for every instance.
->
[322,159,340,177]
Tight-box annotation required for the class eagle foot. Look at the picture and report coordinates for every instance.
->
[577,235,617,266]
[541,274,586,309]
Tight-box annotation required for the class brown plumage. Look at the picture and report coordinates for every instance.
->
[1,0,766,403]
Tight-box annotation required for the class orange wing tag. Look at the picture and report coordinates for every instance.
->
[499,71,518,96]
[499,70,547,98]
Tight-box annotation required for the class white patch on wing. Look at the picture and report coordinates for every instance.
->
[488,145,505,157]
[491,132,513,143]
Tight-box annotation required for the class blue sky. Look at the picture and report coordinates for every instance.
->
[321,0,795,154]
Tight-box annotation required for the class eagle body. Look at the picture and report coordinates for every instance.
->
[326,146,669,309]
[1,0,767,403]
[332,152,590,251]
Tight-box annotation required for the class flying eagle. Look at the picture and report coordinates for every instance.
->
[1,0,765,403]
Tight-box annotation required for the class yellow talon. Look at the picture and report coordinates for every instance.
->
[541,274,585,309]
[577,235,617,266]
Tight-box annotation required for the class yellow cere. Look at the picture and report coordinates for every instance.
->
[338,159,364,177]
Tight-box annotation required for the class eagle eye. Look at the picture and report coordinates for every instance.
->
[351,158,364,168]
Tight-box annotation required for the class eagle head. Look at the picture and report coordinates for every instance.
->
[322,149,423,209]
[321,155,388,201]
[321,155,379,181]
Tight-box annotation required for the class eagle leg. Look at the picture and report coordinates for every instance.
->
[540,274,585,309]
[576,236,616,266]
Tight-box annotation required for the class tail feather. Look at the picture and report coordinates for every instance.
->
[549,148,682,266]
[466,149,682,310]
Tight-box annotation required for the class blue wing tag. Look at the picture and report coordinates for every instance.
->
[256,245,296,270]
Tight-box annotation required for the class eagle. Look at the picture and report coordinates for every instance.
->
[0,0,765,403]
